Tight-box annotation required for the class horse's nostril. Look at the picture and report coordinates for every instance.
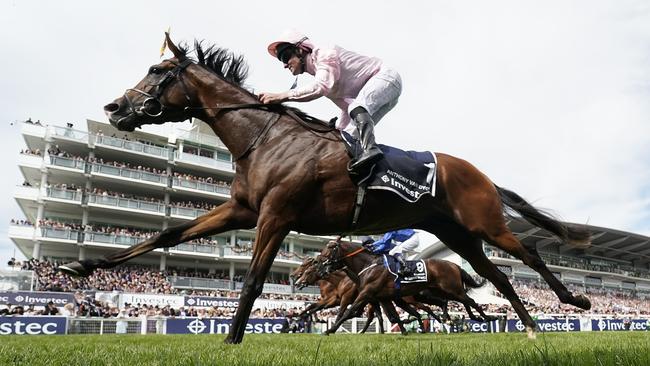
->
[104,103,120,113]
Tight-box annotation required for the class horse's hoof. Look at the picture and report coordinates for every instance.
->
[223,337,241,344]
[322,331,331,336]
[58,261,92,277]
[526,326,537,340]
[573,294,591,310]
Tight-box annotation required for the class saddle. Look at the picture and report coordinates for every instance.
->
[382,255,428,284]
[341,132,437,226]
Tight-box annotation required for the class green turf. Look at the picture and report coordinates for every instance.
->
[1,332,649,366]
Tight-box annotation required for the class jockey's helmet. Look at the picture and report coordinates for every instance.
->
[267,29,314,59]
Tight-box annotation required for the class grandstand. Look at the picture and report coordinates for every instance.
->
[6,119,649,320]
[9,119,332,296]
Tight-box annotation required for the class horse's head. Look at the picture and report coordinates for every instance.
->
[104,33,196,132]
[318,240,346,274]
[290,257,315,283]
[293,259,324,289]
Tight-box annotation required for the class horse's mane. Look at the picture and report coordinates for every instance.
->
[178,41,331,126]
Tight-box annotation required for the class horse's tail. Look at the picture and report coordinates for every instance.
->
[460,268,485,290]
[495,185,591,248]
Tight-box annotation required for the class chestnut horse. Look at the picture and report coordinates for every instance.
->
[317,240,495,334]
[60,34,590,343]
[290,262,386,334]
[292,257,450,331]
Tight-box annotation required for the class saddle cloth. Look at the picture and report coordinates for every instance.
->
[382,255,428,284]
[341,132,437,203]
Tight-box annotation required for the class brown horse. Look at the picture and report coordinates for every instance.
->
[317,240,494,334]
[293,256,450,329]
[290,261,386,334]
[60,34,591,343]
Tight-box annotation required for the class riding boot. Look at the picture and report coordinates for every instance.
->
[394,253,412,277]
[347,111,383,173]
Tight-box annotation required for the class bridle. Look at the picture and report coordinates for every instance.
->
[318,241,366,277]
[118,56,336,144]
[122,58,194,118]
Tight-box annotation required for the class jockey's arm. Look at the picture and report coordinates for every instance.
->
[287,48,340,102]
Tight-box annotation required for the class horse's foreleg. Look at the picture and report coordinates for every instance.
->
[59,200,257,276]
[324,294,370,335]
[224,215,289,344]
[395,298,425,333]
[380,301,408,335]
[359,304,376,334]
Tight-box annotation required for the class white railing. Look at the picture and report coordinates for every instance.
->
[169,206,208,218]
[88,194,166,214]
[91,163,167,185]
[177,129,227,149]
[175,151,233,171]
[46,187,83,202]
[84,232,150,246]
[48,155,85,170]
[171,177,230,195]
[51,126,89,143]
[95,135,169,158]
[39,227,79,241]
[18,153,43,169]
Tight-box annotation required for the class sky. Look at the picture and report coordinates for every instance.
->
[1,0,649,262]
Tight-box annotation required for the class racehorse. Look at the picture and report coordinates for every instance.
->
[290,261,387,334]
[317,240,495,334]
[59,33,591,343]
[292,256,450,330]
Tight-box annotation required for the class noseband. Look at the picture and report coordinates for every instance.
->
[123,58,193,118]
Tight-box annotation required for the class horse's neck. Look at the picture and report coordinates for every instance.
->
[343,251,376,276]
[324,271,345,285]
[189,68,277,159]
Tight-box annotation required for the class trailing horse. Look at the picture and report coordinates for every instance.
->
[60,33,591,343]
[317,240,494,334]
[292,256,451,332]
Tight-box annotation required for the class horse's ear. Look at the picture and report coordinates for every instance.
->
[165,32,186,61]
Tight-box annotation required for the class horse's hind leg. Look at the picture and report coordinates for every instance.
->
[482,224,590,310]
[359,303,377,334]
[423,221,538,339]
[395,298,425,333]
[59,200,257,276]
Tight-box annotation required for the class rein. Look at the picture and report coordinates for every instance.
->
[186,102,336,134]
[341,247,366,259]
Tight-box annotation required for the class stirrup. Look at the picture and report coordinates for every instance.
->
[347,148,382,173]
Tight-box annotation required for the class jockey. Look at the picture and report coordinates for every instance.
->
[365,229,419,276]
[261,29,403,173]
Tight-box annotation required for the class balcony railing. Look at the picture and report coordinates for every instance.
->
[169,206,208,218]
[175,151,233,171]
[177,129,227,149]
[172,177,230,195]
[169,276,232,290]
[46,187,83,202]
[95,135,169,159]
[91,163,167,185]
[88,194,166,214]
[49,155,85,170]
[172,242,219,255]
[40,227,79,241]
[84,232,149,246]
[51,126,89,143]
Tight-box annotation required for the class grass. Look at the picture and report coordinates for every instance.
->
[1,332,649,366]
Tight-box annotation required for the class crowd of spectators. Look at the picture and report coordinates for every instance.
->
[170,200,219,211]
[20,147,233,189]
[485,247,650,280]
[20,148,42,156]
[486,279,649,316]
[3,256,649,320]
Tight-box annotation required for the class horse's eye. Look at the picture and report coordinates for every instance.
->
[149,67,160,74]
